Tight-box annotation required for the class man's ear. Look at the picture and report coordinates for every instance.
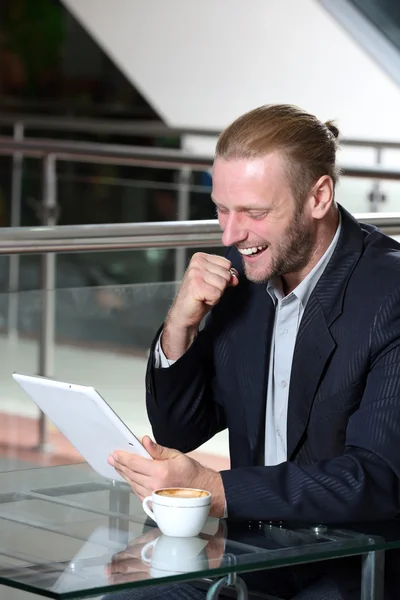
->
[309,175,334,219]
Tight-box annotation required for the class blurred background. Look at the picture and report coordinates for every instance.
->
[1,0,400,473]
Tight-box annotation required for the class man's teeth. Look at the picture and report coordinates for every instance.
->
[238,245,267,256]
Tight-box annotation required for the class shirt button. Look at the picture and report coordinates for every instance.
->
[280,380,287,388]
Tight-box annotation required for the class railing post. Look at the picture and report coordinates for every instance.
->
[174,167,192,284]
[368,147,386,212]
[37,154,58,451]
[7,122,24,342]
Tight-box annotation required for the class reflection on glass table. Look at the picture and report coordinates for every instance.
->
[0,464,397,599]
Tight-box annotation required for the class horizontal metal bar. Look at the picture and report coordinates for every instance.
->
[2,136,400,178]
[3,115,400,150]
[0,236,222,254]
[0,136,212,170]
[342,138,400,150]
[0,214,398,255]
[0,220,220,240]
[340,165,400,180]
[0,220,222,254]
[355,212,400,227]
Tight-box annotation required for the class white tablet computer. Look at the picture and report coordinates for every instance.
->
[12,373,152,482]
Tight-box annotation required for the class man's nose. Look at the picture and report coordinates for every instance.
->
[221,214,246,247]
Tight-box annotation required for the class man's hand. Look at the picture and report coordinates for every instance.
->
[162,252,239,360]
[106,522,226,585]
[105,527,160,585]
[203,522,226,568]
[108,436,226,518]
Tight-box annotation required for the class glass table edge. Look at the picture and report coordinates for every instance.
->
[1,536,397,600]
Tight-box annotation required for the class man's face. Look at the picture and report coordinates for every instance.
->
[211,153,314,284]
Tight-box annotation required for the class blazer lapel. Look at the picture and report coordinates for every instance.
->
[287,205,365,458]
[286,296,335,458]
[236,282,275,461]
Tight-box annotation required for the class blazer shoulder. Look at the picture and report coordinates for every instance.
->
[361,228,400,281]
[346,229,400,310]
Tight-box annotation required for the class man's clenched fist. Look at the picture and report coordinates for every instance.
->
[161,253,239,360]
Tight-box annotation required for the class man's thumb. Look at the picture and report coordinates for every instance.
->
[142,435,180,460]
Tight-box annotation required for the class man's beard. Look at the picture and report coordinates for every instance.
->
[243,207,314,284]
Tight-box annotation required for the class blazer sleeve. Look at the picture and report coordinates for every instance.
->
[221,285,400,523]
[145,312,227,453]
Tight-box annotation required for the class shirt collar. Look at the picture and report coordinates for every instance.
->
[267,211,342,306]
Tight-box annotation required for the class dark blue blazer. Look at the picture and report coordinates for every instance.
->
[146,206,400,523]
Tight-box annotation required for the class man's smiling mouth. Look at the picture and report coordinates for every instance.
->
[238,244,268,256]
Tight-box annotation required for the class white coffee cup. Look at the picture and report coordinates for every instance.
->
[141,534,209,577]
[142,488,212,537]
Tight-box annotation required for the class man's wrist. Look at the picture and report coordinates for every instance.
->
[161,321,198,361]
[206,470,226,518]
[154,333,176,368]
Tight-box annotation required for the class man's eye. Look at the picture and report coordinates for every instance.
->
[249,212,267,220]
[216,207,228,216]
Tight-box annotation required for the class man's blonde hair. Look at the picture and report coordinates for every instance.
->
[216,104,341,204]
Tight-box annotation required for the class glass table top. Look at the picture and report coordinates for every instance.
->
[0,463,399,599]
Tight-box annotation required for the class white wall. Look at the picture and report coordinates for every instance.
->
[62,0,400,140]
[61,0,400,213]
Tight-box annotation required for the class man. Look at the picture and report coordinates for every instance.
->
[108,104,400,599]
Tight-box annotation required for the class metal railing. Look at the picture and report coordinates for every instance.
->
[2,135,400,238]
[4,135,400,175]
[0,136,213,169]
[2,110,398,215]
[3,112,400,215]
[2,211,400,451]
[4,112,400,149]
[3,134,400,273]
[2,107,400,222]
[0,212,400,255]
[1,133,400,450]
[0,220,222,254]
[2,133,400,338]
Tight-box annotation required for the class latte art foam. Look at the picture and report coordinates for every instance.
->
[156,488,209,499]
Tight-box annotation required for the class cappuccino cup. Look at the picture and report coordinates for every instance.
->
[142,488,211,537]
